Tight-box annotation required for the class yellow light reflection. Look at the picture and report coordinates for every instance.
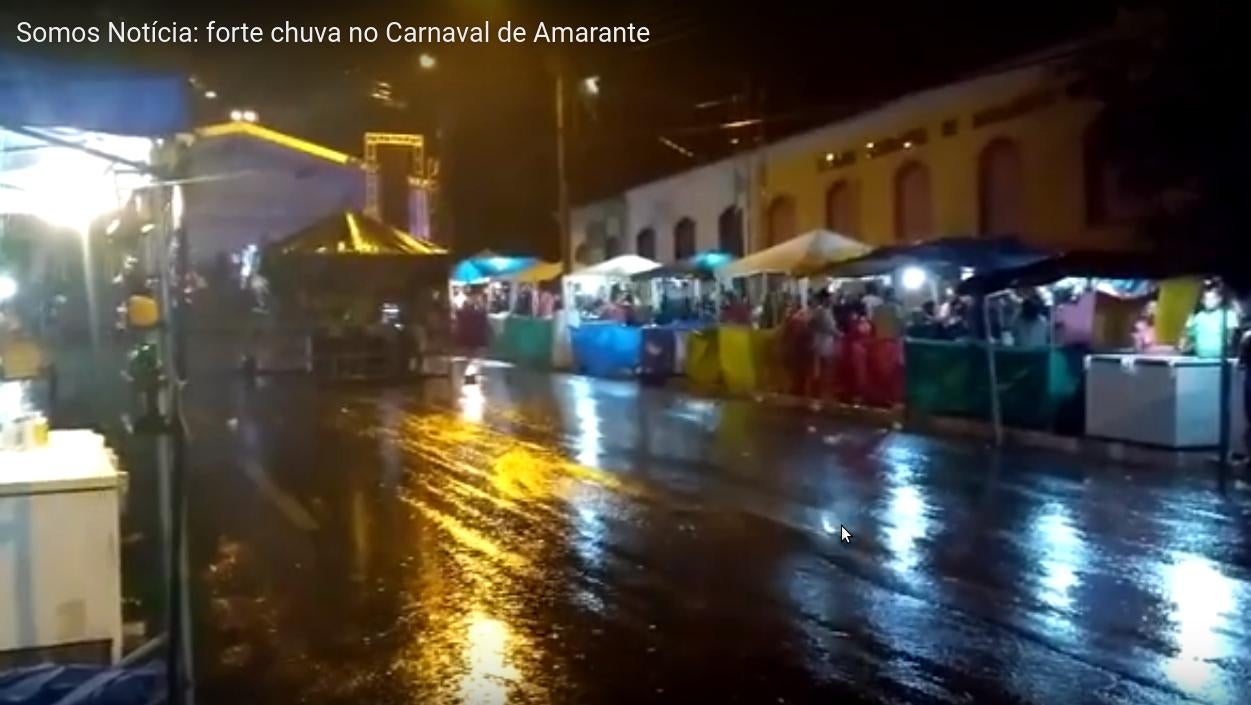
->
[457,612,520,705]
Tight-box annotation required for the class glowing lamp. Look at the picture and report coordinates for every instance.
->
[901,266,927,291]
[0,274,17,302]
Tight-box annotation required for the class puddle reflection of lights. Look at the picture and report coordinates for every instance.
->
[1160,553,1242,702]
[883,484,928,573]
[458,612,519,705]
[569,377,602,467]
[1031,502,1086,611]
[460,383,485,423]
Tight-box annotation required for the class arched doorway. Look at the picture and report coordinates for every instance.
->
[894,161,932,242]
[635,228,656,259]
[824,180,856,236]
[717,206,744,256]
[673,217,696,260]
[978,138,1024,236]
[766,195,797,247]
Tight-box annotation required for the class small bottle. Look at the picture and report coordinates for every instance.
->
[31,414,49,447]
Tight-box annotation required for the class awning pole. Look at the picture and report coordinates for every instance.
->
[984,295,1003,446]
[1218,292,1231,491]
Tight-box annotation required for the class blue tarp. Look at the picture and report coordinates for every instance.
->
[631,250,735,281]
[815,236,1049,278]
[451,255,537,282]
[0,53,189,135]
[571,323,641,377]
[0,663,161,705]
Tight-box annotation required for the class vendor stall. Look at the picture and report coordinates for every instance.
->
[960,251,1246,453]
[564,255,659,376]
[262,210,450,379]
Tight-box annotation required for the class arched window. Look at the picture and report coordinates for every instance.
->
[766,195,797,247]
[978,138,1024,236]
[604,235,622,258]
[717,206,744,256]
[673,217,696,260]
[824,180,856,236]
[635,228,656,259]
[894,161,932,242]
[574,242,591,265]
[1083,126,1138,226]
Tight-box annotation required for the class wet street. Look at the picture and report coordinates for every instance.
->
[181,366,1251,705]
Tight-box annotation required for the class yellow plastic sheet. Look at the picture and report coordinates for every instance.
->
[1155,277,1201,345]
[684,329,721,388]
[718,326,779,394]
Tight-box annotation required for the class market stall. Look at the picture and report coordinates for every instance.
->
[450,252,538,349]
[959,251,1246,451]
[716,229,868,397]
[813,236,1051,410]
[1,51,188,685]
[565,255,659,377]
[630,251,731,379]
[261,210,450,379]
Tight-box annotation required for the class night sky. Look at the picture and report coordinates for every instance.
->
[3,1,1118,257]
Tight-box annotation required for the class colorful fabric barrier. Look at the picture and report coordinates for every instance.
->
[904,339,1085,432]
[639,325,703,379]
[718,326,783,395]
[685,329,722,388]
[571,323,642,377]
[487,315,553,368]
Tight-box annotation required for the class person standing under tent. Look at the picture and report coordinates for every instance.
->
[1181,287,1240,359]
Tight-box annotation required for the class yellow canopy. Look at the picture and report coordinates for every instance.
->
[504,260,563,284]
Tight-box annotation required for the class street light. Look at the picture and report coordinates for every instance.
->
[0,274,17,302]
[580,75,600,97]
[419,53,437,70]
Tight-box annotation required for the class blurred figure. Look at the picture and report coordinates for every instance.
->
[1181,287,1240,358]
[1132,300,1158,352]
[871,286,904,338]
[807,290,838,398]
[907,300,941,339]
[1011,297,1050,347]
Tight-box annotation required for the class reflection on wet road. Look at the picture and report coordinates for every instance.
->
[187,367,1251,704]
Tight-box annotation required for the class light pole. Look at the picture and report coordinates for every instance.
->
[556,73,571,273]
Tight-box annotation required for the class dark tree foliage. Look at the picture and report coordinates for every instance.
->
[1081,2,1240,253]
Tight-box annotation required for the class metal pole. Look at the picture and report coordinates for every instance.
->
[556,73,572,273]
[983,295,1003,446]
[1218,292,1231,491]
[81,228,100,352]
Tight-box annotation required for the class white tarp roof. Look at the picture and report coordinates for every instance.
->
[571,254,661,278]
[720,229,869,277]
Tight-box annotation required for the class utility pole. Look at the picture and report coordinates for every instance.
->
[556,72,572,272]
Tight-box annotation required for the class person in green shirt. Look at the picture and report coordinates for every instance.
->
[1181,288,1241,358]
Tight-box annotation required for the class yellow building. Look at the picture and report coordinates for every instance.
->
[755,48,1135,253]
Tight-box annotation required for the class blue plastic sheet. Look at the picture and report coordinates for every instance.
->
[0,663,161,705]
[1,53,188,135]
[571,323,641,377]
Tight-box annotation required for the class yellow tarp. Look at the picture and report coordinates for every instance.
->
[684,329,721,388]
[718,326,780,395]
[1155,277,1201,345]
[507,261,563,284]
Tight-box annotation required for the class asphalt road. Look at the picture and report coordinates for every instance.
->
[182,366,1251,705]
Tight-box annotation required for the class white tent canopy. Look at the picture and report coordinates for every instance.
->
[571,254,661,278]
[720,229,868,278]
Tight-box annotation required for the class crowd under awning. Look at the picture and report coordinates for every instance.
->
[805,235,1049,279]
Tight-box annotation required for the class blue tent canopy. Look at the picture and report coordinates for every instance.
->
[0,53,189,135]
[450,254,537,283]
[807,235,1049,279]
[631,250,735,281]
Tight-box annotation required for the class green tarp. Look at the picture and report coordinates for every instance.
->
[904,339,1085,432]
[490,316,553,368]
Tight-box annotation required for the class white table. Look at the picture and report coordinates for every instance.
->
[1,430,123,664]
[1085,354,1245,451]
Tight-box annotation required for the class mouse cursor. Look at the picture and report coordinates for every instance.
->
[840,525,852,544]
